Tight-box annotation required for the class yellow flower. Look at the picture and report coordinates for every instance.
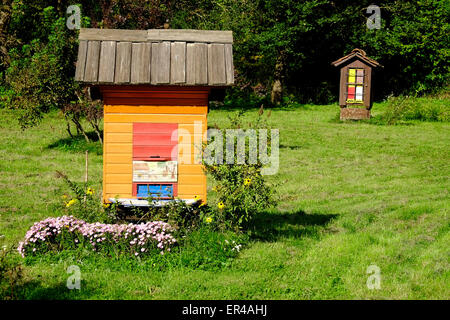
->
[199,202,206,208]
[194,195,201,202]
[217,201,225,210]
[205,216,213,224]
[244,178,252,186]
[103,203,110,209]
[86,187,95,195]
[62,194,68,199]
[66,199,78,207]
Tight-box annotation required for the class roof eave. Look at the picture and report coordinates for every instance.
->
[331,53,382,68]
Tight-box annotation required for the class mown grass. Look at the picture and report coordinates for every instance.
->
[0,100,449,299]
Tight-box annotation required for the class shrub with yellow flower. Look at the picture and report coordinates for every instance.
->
[66,199,78,208]
[217,202,225,210]
[205,216,213,224]
[244,178,252,186]
[86,187,95,195]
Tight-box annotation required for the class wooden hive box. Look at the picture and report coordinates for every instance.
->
[74,28,234,206]
[331,49,382,120]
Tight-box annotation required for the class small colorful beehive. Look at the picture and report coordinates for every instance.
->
[331,48,381,120]
[74,28,234,206]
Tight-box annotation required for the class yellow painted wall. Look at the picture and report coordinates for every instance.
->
[103,105,207,202]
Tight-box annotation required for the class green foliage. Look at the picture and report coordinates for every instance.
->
[1,104,449,299]
[374,95,450,125]
[23,227,248,272]
[124,199,210,234]
[173,227,248,270]
[172,0,449,102]
[363,0,450,97]
[203,110,278,229]
[6,10,80,128]
[2,0,449,116]
[55,170,118,223]
[0,240,23,300]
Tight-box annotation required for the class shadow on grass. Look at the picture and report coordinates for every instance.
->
[249,210,338,242]
[14,279,98,300]
[47,131,103,155]
[279,144,302,150]
[328,114,417,126]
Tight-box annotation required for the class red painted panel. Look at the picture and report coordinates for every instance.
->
[133,123,178,160]
[133,145,177,159]
[133,123,177,134]
[133,134,176,146]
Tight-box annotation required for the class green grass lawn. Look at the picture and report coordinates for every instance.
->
[0,101,449,299]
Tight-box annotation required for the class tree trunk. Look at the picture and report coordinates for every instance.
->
[0,0,13,70]
[71,117,91,142]
[89,119,103,145]
[65,119,74,138]
[271,50,285,105]
[271,80,283,105]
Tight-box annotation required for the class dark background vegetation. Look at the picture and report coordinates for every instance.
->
[0,0,448,132]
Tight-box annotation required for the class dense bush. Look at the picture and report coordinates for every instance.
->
[203,110,278,229]
[375,95,450,125]
[124,198,210,234]
[19,225,248,271]
[18,216,177,258]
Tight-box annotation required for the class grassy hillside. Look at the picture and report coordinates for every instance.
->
[0,100,449,299]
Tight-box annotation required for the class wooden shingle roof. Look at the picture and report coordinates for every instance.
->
[75,28,234,86]
[331,48,382,68]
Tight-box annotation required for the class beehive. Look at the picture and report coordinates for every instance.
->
[74,28,234,206]
[332,49,381,120]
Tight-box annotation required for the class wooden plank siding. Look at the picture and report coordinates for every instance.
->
[74,40,88,81]
[151,42,171,84]
[102,89,208,203]
[170,42,186,83]
[114,42,132,83]
[98,41,116,82]
[207,44,226,85]
[131,43,151,84]
[84,40,100,82]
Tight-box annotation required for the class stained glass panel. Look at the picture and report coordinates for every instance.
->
[347,68,364,103]
[347,85,355,100]
[355,86,363,101]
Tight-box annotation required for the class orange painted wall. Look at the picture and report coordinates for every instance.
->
[101,86,209,203]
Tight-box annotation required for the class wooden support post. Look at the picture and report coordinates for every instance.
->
[84,150,88,203]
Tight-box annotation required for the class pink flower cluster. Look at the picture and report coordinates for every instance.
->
[18,216,177,257]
